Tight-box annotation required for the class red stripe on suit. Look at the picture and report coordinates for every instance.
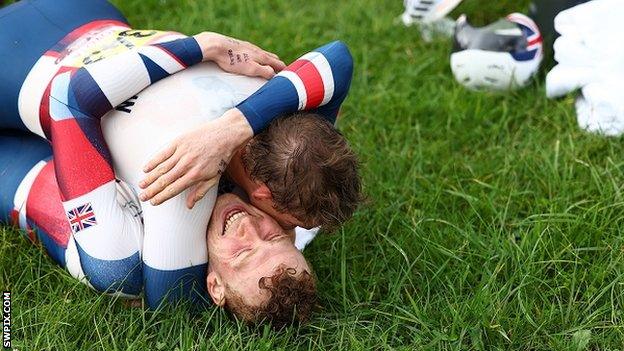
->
[26,162,71,247]
[50,119,114,200]
[285,59,325,109]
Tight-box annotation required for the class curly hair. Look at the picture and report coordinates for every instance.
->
[224,266,317,329]
[242,112,362,230]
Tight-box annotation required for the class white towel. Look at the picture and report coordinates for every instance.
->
[545,0,624,136]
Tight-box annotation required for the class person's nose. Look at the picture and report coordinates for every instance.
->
[236,215,261,239]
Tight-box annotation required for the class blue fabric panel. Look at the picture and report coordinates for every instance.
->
[68,68,114,119]
[236,76,301,134]
[155,37,203,67]
[0,131,51,222]
[143,263,209,309]
[0,0,127,130]
[33,223,67,267]
[76,242,143,296]
[139,53,170,84]
[64,104,113,166]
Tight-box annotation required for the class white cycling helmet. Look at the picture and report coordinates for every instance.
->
[401,0,463,25]
[450,13,544,91]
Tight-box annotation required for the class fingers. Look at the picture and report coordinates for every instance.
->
[255,51,286,72]
[246,54,284,78]
[149,171,198,206]
[139,155,177,190]
[220,37,285,76]
[239,40,285,71]
[143,144,176,173]
[139,161,188,202]
[252,63,277,80]
[186,177,219,209]
[241,60,275,80]
[265,56,286,72]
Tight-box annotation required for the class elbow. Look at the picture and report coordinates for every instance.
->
[330,40,353,73]
[324,40,354,85]
[324,40,353,93]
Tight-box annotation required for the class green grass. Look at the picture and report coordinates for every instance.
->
[2,0,624,349]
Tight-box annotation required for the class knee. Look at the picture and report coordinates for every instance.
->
[68,238,143,297]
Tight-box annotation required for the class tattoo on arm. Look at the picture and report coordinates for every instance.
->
[228,49,235,65]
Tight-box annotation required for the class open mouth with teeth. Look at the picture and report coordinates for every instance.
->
[222,207,249,235]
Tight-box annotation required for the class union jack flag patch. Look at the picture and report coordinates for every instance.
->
[66,203,98,234]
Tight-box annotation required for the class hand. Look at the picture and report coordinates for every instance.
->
[194,32,286,79]
[138,109,253,209]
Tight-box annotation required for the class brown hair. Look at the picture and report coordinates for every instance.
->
[224,266,317,329]
[242,112,362,230]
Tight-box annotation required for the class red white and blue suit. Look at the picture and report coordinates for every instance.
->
[0,0,353,309]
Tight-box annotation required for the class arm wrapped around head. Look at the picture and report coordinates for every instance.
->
[236,40,354,134]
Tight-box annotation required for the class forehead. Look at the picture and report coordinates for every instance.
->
[236,240,302,271]
[229,249,308,299]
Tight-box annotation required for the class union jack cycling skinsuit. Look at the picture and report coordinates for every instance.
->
[0,0,353,308]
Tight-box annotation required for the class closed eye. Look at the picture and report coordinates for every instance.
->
[267,232,285,241]
[235,248,252,259]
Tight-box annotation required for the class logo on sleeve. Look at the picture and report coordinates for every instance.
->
[66,203,98,233]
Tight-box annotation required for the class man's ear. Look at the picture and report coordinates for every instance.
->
[206,271,226,306]
[251,183,273,202]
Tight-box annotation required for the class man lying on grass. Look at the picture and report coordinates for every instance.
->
[0,0,360,328]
